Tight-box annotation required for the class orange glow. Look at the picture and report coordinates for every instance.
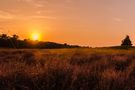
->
[31,33,41,41]
[1,0,135,47]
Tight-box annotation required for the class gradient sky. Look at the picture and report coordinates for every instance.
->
[0,0,135,47]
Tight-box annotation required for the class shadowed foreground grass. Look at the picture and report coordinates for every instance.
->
[0,48,135,90]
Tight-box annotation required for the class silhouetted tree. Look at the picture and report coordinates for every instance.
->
[0,34,10,47]
[10,34,19,48]
[12,34,19,40]
[121,35,132,46]
[0,34,8,40]
[0,33,81,49]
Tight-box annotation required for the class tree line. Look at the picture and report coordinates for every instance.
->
[0,34,81,49]
[0,34,133,49]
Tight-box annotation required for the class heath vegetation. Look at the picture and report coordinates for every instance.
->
[0,49,135,90]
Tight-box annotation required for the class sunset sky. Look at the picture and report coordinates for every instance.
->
[0,0,135,47]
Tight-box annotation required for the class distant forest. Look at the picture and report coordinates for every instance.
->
[0,34,84,49]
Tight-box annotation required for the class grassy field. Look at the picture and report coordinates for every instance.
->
[0,48,135,90]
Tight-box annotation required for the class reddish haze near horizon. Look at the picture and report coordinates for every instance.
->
[0,0,135,47]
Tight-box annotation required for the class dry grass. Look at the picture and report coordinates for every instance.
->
[0,48,135,90]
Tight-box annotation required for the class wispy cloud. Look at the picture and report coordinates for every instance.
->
[65,0,73,3]
[19,0,73,3]
[17,0,46,7]
[113,17,122,22]
[0,0,75,20]
[0,10,14,20]
[114,18,121,22]
[0,10,56,20]
[17,0,74,8]
[24,15,56,20]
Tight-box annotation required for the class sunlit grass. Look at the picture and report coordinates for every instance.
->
[0,48,135,89]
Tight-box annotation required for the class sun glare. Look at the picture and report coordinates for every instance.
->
[31,33,41,41]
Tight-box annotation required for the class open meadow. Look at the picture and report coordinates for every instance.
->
[0,48,135,90]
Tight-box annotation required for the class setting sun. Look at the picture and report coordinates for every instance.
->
[31,33,41,41]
